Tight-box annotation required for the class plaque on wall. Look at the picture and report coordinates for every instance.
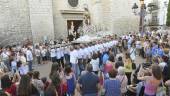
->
[68,0,79,7]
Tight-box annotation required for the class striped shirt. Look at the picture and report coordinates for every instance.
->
[104,79,121,96]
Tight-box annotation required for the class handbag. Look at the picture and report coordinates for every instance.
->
[139,82,145,96]
[156,80,166,96]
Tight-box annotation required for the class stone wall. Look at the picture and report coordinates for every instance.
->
[52,0,68,40]
[0,0,32,46]
[0,0,141,45]
[28,0,54,43]
[86,0,139,35]
[110,0,140,35]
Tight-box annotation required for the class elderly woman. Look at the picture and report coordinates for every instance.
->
[116,67,128,96]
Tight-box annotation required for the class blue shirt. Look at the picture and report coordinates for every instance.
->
[102,53,109,65]
[104,79,121,96]
[151,46,158,57]
[66,74,76,94]
[78,72,99,95]
[157,48,164,57]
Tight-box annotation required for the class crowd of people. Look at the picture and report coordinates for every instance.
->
[0,31,170,96]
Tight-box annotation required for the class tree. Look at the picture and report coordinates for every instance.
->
[166,1,170,26]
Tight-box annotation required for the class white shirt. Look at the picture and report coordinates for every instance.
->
[77,49,83,59]
[94,45,99,52]
[60,47,64,57]
[1,52,8,60]
[11,61,17,67]
[84,48,90,59]
[90,58,99,71]
[136,41,141,49]
[35,49,41,57]
[22,48,27,54]
[26,50,33,61]
[113,40,118,45]
[88,47,93,54]
[70,50,78,64]
[41,49,47,57]
[64,46,70,55]
[50,49,56,57]
[91,46,96,53]
[56,48,61,59]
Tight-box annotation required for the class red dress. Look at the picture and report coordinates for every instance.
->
[5,84,17,96]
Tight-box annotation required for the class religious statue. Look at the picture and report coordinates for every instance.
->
[84,7,91,25]
[69,21,74,35]
[68,21,75,41]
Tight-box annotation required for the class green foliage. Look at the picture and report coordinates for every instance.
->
[166,1,170,26]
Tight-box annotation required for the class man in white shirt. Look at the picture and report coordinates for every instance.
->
[55,46,61,63]
[26,47,33,71]
[59,46,65,68]
[50,47,56,63]
[64,46,70,65]
[70,46,79,79]
[35,46,41,64]
[1,49,10,71]
[77,45,84,74]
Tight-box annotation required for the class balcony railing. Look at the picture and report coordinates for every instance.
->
[147,20,159,26]
[147,3,159,12]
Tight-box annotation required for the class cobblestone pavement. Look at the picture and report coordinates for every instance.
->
[34,55,145,78]
[33,55,145,96]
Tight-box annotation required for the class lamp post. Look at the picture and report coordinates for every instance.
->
[132,0,146,34]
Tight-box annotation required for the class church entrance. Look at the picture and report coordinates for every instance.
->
[67,20,83,41]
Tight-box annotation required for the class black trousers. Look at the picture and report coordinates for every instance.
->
[78,59,84,74]
[51,57,56,63]
[56,57,64,68]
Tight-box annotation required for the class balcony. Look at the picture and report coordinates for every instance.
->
[148,21,159,26]
[147,3,159,12]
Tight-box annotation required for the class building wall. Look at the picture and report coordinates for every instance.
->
[28,0,54,43]
[0,0,32,46]
[110,0,140,35]
[157,0,169,26]
[52,0,85,40]
[0,0,142,45]
[86,0,140,35]
[145,0,169,27]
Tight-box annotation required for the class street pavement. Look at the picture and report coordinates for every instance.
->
[34,55,145,78]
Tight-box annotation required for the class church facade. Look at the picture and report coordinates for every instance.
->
[0,0,141,45]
